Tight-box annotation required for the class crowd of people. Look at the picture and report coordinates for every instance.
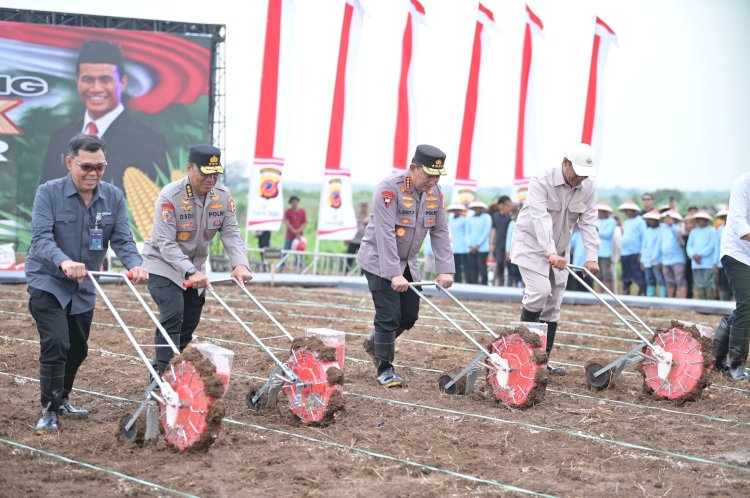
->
[446,191,733,301]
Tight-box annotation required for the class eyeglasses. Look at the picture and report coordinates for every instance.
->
[72,157,107,173]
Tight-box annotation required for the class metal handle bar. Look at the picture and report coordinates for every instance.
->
[203,278,297,381]
[566,264,655,347]
[86,271,179,392]
[408,281,497,358]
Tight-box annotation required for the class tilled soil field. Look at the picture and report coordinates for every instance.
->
[1,282,749,497]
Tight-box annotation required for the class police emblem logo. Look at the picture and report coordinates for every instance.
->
[426,203,438,209]
[402,201,413,209]
[211,194,221,201]
[209,155,219,165]
[382,190,396,208]
[180,204,193,211]
[209,203,225,209]
[161,203,175,223]
[426,218,435,225]
[402,195,414,201]
[177,231,191,241]
[426,196,438,202]
[396,227,407,237]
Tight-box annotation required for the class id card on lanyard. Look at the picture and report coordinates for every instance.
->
[89,214,103,251]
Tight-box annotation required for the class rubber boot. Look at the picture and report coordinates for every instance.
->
[727,326,750,381]
[36,363,64,435]
[659,286,668,298]
[362,332,378,368]
[519,307,542,323]
[373,329,402,387]
[712,315,732,372]
[646,285,656,297]
[541,321,566,376]
[58,397,90,418]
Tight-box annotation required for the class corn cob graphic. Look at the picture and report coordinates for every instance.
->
[171,170,187,182]
[123,167,160,240]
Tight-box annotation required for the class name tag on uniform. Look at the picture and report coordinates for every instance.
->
[89,228,103,250]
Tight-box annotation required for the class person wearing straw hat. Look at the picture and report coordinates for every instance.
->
[713,172,750,381]
[467,200,491,285]
[659,210,687,298]
[511,143,600,376]
[359,145,455,388]
[715,208,733,301]
[686,210,718,300]
[596,202,616,290]
[618,200,647,295]
[641,210,667,297]
[446,202,469,283]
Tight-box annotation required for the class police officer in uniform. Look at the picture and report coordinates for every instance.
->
[142,145,253,374]
[358,145,455,387]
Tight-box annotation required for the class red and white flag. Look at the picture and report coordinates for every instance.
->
[392,0,426,173]
[513,4,544,203]
[581,17,618,165]
[317,0,363,241]
[247,0,295,232]
[453,3,496,205]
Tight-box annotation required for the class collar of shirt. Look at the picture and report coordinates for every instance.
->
[62,173,106,202]
[82,103,125,136]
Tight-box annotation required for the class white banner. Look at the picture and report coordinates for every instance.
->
[451,178,477,206]
[316,169,357,240]
[246,157,284,231]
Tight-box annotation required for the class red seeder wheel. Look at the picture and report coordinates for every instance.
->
[282,347,343,426]
[485,332,547,408]
[159,349,225,452]
[642,326,710,402]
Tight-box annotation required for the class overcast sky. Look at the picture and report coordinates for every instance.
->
[8,0,750,192]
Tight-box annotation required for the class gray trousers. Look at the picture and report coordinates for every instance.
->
[518,266,566,322]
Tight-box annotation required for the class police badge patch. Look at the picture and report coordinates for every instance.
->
[382,190,396,208]
[161,203,175,223]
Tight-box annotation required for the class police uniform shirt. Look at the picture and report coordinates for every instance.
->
[511,165,599,283]
[142,176,249,288]
[357,172,454,281]
[25,174,143,314]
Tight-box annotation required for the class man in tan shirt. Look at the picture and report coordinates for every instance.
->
[511,143,600,375]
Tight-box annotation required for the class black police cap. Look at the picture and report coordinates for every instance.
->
[412,144,447,176]
[188,144,224,174]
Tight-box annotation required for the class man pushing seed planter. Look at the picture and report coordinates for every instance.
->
[510,143,601,376]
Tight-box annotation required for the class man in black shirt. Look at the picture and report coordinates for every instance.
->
[490,196,513,286]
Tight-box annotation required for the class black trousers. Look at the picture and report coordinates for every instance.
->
[468,251,489,285]
[453,253,468,283]
[346,242,361,271]
[28,287,93,398]
[364,267,420,373]
[723,256,750,330]
[148,274,205,367]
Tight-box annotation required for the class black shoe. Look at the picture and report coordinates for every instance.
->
[58,397,90,418]
[377,367,404,388]
[35,403,59,435]
[363,336,378,368]
[547,364,566,376]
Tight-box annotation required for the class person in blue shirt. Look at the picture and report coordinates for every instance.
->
[567,227,592,290]
[466,200,492,285]
[447,203,469,283]
[618,200,647,295]
[26,134,148,435]
[686,210,718,300]
[659,210,687,298]
[641,210,667,297]
[596,202,616,290]
[505,214,523,287]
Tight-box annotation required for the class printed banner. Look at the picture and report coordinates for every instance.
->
[392,0,426,173]
[0,20,213,245]
[455,3,496,194]
[581,17,618,166]
[316,170,357,240]
[317,0,363,239]
[451,178,478,207]
[247,0,295,232]
[246,157,284,231]
[513,5,544,203]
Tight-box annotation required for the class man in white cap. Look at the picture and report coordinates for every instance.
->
[466,200,491,285]
[510,143,600,375]
[618,200,647,295]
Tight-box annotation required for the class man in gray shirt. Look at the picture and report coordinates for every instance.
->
[26,134,148,435]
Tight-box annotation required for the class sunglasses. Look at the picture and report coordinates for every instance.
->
[72,157,107,173]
